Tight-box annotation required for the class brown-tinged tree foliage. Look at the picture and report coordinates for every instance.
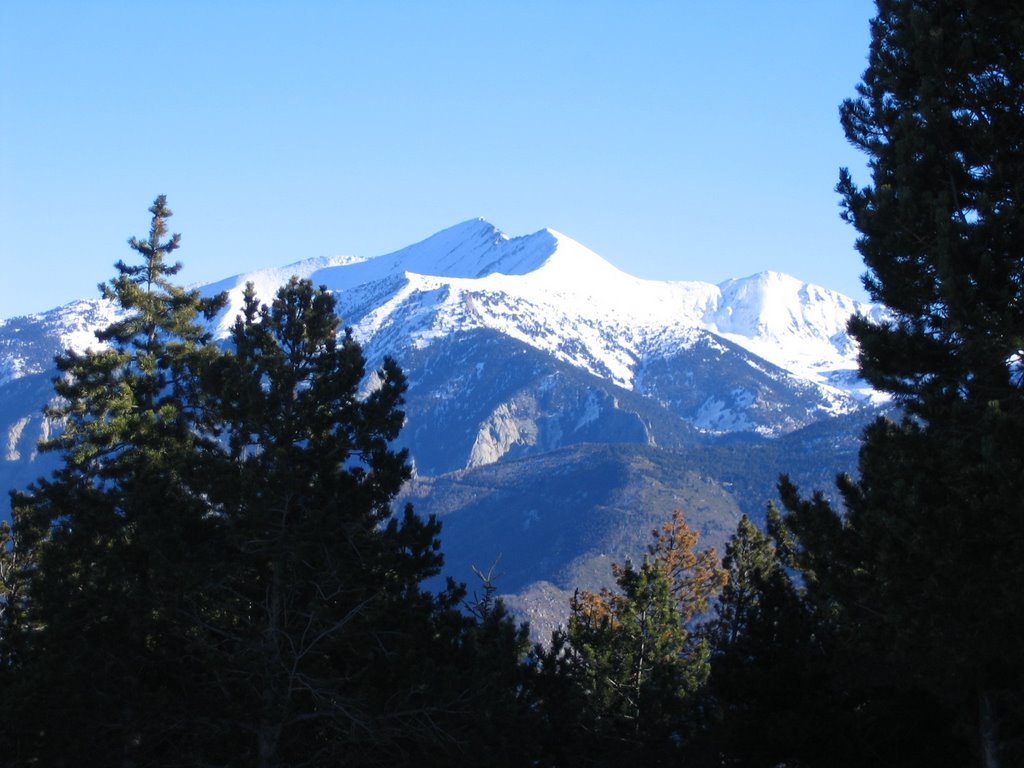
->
[536,511,725,766]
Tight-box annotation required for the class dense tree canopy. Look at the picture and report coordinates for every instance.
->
[3,196,228,763]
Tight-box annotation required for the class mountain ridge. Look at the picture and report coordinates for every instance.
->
[1,219,883,420]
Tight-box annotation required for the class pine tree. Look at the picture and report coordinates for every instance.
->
[197,277,424,765]
[780,3,1024,764]
[542,511,725,765]
[6,196,227,765]
[433,562,538,767]
[708,515,782,653]
[698,511,852,767]
[0,519,23,663]
[199,277,533,766]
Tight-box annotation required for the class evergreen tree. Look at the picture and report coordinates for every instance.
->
[780,2,1024,764]
[5,196,227,765]
[197,277,431,765]
[540,511,725,765]
[199,277,534,766]
[0,519,24,664]
[697,511,857,768]
[434,563,539,767]
[709,515,779,651]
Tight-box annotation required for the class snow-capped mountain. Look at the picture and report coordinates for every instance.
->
[0,219,881,476]
[201,219,881,403]
[0,220,883,625]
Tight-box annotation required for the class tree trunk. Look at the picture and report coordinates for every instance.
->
[979,690,1000,768]
[258,563,285,768]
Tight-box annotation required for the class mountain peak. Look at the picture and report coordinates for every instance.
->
[418,218,507,247]
[718,270,798,292]
[525,228,628,284]
[389,222,625,284]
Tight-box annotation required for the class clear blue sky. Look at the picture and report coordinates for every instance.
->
[1,1,877,318]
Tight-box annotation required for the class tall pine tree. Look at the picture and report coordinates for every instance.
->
[780,3,1024,765]
[199,277,468,766]
[6,196,227,765]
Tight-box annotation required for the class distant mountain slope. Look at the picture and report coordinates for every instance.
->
[413,410,874,594]
[405,407,874,640]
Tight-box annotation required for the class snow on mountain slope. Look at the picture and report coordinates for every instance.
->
[0,299,122,386]
[707,271,884,397]
[216,220,875,401]
[314,228,717,388]
[0,219,881,411]
[201,254,366,338]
